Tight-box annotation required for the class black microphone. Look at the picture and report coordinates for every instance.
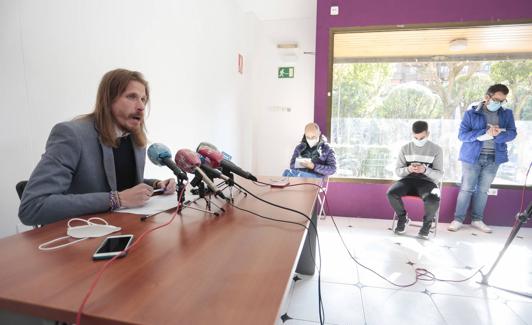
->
[148,143,188,180]
[197,145,257,182]
[200,163,231,182]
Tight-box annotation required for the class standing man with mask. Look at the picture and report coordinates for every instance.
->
[449,84,517,233]
[282,122,336,178]
[19,69,176,226]
[387,121,443,239]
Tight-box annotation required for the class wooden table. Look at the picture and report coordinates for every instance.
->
[0,177,319,325]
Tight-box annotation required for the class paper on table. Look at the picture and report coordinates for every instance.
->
[115,194,178,215]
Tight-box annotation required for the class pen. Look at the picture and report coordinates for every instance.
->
[151,188,164,196]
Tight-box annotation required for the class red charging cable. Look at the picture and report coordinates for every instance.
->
[76,187,186,324]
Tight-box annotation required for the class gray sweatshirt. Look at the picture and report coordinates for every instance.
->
[395,140,444,184]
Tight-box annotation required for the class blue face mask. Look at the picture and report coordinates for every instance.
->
[486,100,501,112]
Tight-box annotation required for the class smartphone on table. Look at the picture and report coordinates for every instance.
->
[92,235,134,260]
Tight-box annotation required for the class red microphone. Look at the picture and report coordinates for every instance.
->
[175,149,226,199]
[197,146,257,181]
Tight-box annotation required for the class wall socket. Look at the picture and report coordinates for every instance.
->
[330,6,339,16]
[487,188,498,196]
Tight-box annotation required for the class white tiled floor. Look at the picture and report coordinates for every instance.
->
[281,217,532,325]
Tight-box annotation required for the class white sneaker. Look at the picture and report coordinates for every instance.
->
[471,220,492,233]
[448,220,463,232]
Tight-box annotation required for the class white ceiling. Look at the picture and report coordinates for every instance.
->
[334,24,532,61]
[234,0,317,21]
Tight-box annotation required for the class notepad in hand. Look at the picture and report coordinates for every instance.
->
[295,157,311,169]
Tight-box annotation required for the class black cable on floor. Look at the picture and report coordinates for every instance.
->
[323,194,484,287]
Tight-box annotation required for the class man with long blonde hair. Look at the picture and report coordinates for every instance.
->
[19,69,175,226]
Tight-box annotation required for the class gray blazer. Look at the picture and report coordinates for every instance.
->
[19,117,154,226]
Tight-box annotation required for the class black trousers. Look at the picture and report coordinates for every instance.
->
[386,178,440,222]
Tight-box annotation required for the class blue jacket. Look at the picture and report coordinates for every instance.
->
[458,103,517,164]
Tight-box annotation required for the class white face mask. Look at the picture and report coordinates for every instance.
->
[306,137,319,148]
[413,137,428,147]
[38,217,121,251]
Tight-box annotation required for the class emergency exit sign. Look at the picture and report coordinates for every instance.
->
[278,67,294,78]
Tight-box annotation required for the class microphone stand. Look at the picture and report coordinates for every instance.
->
[478,201,532,299]
[176,178,186,213]
[182,172,224,216]
[216,169,247,203]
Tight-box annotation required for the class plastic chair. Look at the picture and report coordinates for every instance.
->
[16,180,28,199]
[390,180,442,238]
[318,177,329,220]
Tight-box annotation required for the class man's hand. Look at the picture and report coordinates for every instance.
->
[119,183,153,208]
[408,164,426,174]
[155,178,177,195]
[487,124,502,137]
[415,164,426,173]
[303,160,315,170]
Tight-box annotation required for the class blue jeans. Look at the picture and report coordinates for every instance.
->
[454,154,500,222]
[282,168,322,178]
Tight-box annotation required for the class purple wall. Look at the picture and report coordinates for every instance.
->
[326,182,532,227]
[314,0,532,226]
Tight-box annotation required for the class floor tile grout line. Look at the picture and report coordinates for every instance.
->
[427,292,450,325]
[310,277,530,303]
[504,301,531,325]
[357,285,369,325]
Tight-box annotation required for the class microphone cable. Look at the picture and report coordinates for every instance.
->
[233,181,326,325]
[227,201,308,229]
[76,185,187,325]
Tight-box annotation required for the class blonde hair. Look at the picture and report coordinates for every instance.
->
[83,69,149,148]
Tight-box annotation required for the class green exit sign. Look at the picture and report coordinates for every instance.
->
[278,67,294,78]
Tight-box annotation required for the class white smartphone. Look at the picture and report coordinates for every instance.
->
[92,234,134,260]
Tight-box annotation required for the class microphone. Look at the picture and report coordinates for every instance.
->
[147,143,188,180]
[195,141,218,152]
[175,149,226,199]
[200,163,231,182]
[197,145,257,182]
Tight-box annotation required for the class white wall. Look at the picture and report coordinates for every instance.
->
[249,17,317,177]
[0,0,259,238]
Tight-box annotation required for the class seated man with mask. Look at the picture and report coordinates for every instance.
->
[387,121,443,239]
[282,122,336,178]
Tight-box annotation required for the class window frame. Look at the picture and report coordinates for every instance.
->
[326,20,532,190]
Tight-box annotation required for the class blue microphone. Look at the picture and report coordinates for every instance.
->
[148,143,188,180]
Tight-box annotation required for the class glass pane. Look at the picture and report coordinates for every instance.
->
[330,60,532,185]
